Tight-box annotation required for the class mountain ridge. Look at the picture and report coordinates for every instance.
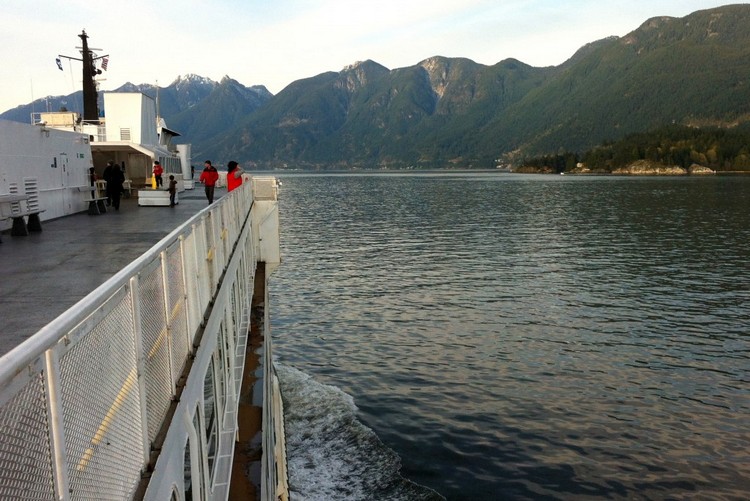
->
[2,4,749,168]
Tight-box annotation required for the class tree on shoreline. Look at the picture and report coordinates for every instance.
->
[522,125,750,173]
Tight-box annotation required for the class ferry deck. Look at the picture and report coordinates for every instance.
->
[0,187,226,357]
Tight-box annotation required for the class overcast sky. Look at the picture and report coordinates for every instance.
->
[0,0,739,113]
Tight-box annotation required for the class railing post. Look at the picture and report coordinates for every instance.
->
[44,348,70,501]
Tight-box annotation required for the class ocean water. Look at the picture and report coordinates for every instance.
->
[268,173,750,500]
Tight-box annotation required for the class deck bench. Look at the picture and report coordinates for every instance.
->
[1,209,46,236]
[76,186,108,215]
[0,193,43,241]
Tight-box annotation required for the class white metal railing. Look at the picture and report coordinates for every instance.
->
[0,177,282,500]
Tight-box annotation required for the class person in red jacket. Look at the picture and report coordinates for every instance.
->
[153,160,164,188]
[199,160,219,204]
[226,160,244,192]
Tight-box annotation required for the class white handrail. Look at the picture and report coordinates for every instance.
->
[0,178,282,500]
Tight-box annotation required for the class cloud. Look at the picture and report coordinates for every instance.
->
[0,0,736,111]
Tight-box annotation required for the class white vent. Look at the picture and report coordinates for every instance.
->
[120,128,131,141]
[24,178,40,211]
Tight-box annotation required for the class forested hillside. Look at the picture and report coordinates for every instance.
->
[2,5,749,170]
[521,125,750,173]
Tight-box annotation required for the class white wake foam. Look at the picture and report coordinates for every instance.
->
[276,363,444,501]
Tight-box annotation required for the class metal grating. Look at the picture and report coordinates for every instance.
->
[138,264,172,443]
[0,374,56,501]
[59,290,144,500]
[166,242,189,379]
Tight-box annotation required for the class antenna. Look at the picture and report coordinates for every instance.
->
[58,30,109,121]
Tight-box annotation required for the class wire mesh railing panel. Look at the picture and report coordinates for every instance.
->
[212,210,226,280]
[0,178,276,501]
[228,199,241,255]
[59,290,143,500]
[182,231,202,345]
[250,240,259,292]
[252,177,277,200]
[138,263,172,443]
[224,200,236,246]
[204,212,219,293]
[166,242,189,380]
[223,203,233,261]
[193,219,211,318]
[0,373,55,501]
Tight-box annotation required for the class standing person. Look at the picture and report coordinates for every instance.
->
[168,175,177,207]
[226,160,244,192]
[153,160,164,188]
[199,160,219,204]
[108,163,126,211]
[102,160,114,205]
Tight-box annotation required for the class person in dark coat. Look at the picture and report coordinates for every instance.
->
[108,165,126,211]
[102,161,115,205]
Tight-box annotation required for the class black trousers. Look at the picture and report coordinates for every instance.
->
[111,191,122,210]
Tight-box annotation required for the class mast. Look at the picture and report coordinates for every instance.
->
[59,30,108,122]
[79,31,99,121]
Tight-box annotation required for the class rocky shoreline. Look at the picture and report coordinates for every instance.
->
[518,160,718,175]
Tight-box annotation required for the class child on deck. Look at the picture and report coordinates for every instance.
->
[168,175,177,207]
[153,160,164,188]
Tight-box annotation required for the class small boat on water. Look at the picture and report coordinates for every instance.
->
[0,31,288,500]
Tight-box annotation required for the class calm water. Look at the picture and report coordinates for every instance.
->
[269,173,750,500]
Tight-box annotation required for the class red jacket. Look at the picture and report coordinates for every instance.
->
[227,169,244,192]
[153,164,163,176]
[200,167,219,186]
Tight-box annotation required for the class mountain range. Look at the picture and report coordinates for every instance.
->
[2,4,749,170]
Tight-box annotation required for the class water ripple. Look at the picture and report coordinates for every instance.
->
[272,174,750,500]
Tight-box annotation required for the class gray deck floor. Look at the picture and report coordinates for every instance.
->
[0,186,226,357]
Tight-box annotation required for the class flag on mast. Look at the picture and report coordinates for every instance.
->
[56,57,63,71]
[101,57,109,71]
